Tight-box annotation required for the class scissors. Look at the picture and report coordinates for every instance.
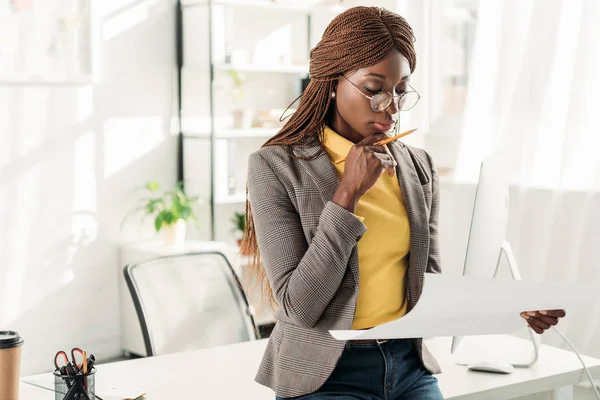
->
[54,348,86,373]
[54,348,93,400]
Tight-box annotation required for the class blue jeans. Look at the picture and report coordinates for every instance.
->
[276,339,443,400]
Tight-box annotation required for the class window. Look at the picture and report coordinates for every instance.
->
[438,0,478,116]
[421,0,479,177]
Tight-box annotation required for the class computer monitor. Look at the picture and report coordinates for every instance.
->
[450,151,510,355]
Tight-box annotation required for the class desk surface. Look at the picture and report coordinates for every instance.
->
[21,335,600,400]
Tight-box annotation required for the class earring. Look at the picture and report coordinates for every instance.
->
[331,92,336,99]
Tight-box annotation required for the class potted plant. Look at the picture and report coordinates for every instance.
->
[121,181,203,247]
[231,210,250,255]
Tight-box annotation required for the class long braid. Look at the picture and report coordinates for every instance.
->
[241,6,417,308]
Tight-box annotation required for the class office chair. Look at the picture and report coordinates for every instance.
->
[124,251,258,357]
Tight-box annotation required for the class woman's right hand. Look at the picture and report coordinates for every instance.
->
[332,133,397,212]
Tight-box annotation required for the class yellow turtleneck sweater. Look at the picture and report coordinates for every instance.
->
[322,125,410,329]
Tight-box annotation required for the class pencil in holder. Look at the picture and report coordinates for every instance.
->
[53,367,96,400]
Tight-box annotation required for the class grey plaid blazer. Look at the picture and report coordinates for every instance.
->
[246,139,442,398]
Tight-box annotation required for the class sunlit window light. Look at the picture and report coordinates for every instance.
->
[102,0,153,41]
[103,117,166,178]
[528,1,579,189]
[1,164,41,326]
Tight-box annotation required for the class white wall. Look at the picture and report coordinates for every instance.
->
[0,0,176,374]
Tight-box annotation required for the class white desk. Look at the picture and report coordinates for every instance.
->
[21,335,600,400]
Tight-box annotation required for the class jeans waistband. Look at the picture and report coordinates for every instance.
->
[345,338,396,348]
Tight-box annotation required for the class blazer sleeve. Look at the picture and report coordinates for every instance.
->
[425,150,442,274]
[247,152,367,328]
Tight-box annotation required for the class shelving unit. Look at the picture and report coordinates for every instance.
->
[179,0,345,242]
[184,127,280,139]
[213,63,309,74]
[217,0,342,10]
[215,192,248,205]
[183,0,344,12]
[0,79,93,87]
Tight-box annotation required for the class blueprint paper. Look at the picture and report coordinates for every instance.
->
[330,273,598,341]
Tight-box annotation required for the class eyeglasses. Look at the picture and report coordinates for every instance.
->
[342,75,421,113]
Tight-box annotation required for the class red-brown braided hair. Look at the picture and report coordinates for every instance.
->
[241,6,417,308]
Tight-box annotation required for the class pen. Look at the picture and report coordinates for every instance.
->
[87,354,95,372]
[335,128,417,164]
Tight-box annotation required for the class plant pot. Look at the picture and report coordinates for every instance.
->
[162,219,187,247]
[231,109,254,129]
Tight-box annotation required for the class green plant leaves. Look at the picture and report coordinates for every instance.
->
[145,180,160,192]
[122,180,203,233]
[154,215,163,232]
[231,211,245,233]
[155,209,177,232]
[145,198,164,214]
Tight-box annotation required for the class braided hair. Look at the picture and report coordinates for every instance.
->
[241,6,417,307]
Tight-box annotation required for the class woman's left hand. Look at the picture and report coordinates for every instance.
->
[520,310,566,334]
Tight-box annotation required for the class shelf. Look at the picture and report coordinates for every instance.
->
[0,78,92,87]
[216,127,279,138]
[183,0,344,12]
[214,63,309,74]
[181,0,206,6]
[215,193,247,204]
[184,127,280,139]
[217,0,343,11]
[181,0,335,241]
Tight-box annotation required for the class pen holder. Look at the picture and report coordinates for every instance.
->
[53,368,96,400]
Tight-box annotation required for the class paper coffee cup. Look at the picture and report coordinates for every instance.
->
[0,331,24,400]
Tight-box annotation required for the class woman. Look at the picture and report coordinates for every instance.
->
[242,6,565,399]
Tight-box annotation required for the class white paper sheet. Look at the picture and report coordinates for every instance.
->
[23,378,146,400]
[330,273,599,341]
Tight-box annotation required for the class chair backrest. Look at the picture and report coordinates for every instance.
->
[124,251,258,357]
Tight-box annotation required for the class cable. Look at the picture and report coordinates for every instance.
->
[551,326,600,400]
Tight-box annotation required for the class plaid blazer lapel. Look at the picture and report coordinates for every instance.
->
[294,145,361,286]
[294,145,339,205]
[387,141,430,308]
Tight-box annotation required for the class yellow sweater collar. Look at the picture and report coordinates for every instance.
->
[321,125,355,164]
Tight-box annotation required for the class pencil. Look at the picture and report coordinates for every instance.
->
[335,128,417,164]
[83,351,88,393]
[83,351,87,374]
[125,394,147,400]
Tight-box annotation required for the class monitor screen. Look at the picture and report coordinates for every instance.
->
[451,150,511,353]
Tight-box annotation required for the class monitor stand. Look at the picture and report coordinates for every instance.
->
[452,240,541,372]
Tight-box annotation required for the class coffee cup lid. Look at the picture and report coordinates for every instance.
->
[0,331,24,349]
